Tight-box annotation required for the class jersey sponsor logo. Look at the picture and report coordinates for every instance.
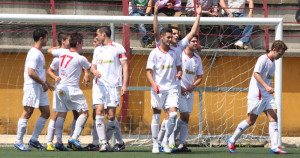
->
[60,70,67,77]
[185,69,195,75]
[58,91,66,96]
[267,74,274,79]
[43,65,45,69]
[160,64,173,70]
[99,59,114,64]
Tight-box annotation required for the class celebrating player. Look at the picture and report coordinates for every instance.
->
[91,26,128,152]
[146,27,182,153]
[47,32,91,151]
[172,35,203,152]
[14,28,54,151]
[226,40,288,154]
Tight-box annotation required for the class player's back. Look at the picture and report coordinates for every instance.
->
[54,49,91,87]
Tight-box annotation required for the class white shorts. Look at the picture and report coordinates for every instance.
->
[247,98,277,115]
[151,88,179,110]
[92,85,121,109]
[22,84,49,108]
[54,86,89,113]
[178,92,194,113]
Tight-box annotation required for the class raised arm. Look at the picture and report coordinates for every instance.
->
[185,3,202,41]
[248,0,254,17]
[153,1,160,42]
[146,0,153,15]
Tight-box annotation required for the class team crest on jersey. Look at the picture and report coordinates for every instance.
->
[58,91,66,96]
[160,64,173,70]
[185,69,195,75]
[267,74,274,79]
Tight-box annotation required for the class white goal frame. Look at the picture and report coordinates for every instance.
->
[0,14,283,145]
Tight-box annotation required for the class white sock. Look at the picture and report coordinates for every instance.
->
[158,119,167,143]
[114,119,123,144]
[55,117,65,144]
[179,122,189,145]
[106,119,115,141]
[162,111,177,145]
[229,120,250,143]
[47,119,56,145]
[15,119,28,144]
[72,115,87,140]
[70,119,76,137]
[92,120,99,145]
[169,117,184,146]
[96,115,106,144]
[151,114,161,146]
[31,117,47,142]
[269,122,279,149]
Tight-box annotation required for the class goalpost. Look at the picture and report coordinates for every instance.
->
[0,14,283,146]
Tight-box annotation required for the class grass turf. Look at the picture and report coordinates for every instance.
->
[1,146,300,158]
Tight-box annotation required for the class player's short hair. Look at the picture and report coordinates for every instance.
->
[33,28,48,42]
[57,32,70,46]
[170,26,179,32]
[99,26,111,38]
[69,32,83,48]
[271,40,288,52]
[160,28,173,36]
[191,35,198,40]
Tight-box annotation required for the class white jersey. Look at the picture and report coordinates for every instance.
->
[181,50,203,89]
[92,41,127,87]
[49,57,59,86]
[248,54,275,100]
[146,46,181,93]
[52,49,91,87]
[24,47,46,86]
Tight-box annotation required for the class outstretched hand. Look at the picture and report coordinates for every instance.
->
[196,1,202,15]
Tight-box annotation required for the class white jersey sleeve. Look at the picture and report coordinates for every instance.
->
[196,55,204,75]
[115,43,127,61]
[27,52,40,70]
[92,47,99,65]
[52,49,64,57]
[253,56,265,74]
[79,56,92,70]
[146,50,156,70]
[177,36,189,51]
[50,57,59,71]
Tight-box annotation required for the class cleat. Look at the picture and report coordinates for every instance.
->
[162,143,171,153]
[99,142,112,152]
[158,143,164,152]
[14,144,31,151]
[67,140,72,149]
[28,140,46,150]
[68,138,83,151]
[172,144,192,153]
[83,144,100,151]
[113,142,125,152]
[46,143,55,151]
[270,147,288,154]
[55,142,68,151]
[234,40,243,49]
[226,139,236,153]
[152,145,159,154]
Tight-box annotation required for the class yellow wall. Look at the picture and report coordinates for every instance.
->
[0,53,299,136]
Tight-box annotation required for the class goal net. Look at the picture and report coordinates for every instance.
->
[0,13,283,147]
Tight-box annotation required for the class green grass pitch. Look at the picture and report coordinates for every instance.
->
[1,146,300,158]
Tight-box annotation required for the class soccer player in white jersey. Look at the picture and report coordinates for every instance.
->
[83,34,102,151]
[47,32,91,151]
[147,27,182,153]
[46,32,72,151]
[152,1,202,149]
[14,28,55,151]
[172,35,203,152]
[226,40,288,154]
[91,26,129,152]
